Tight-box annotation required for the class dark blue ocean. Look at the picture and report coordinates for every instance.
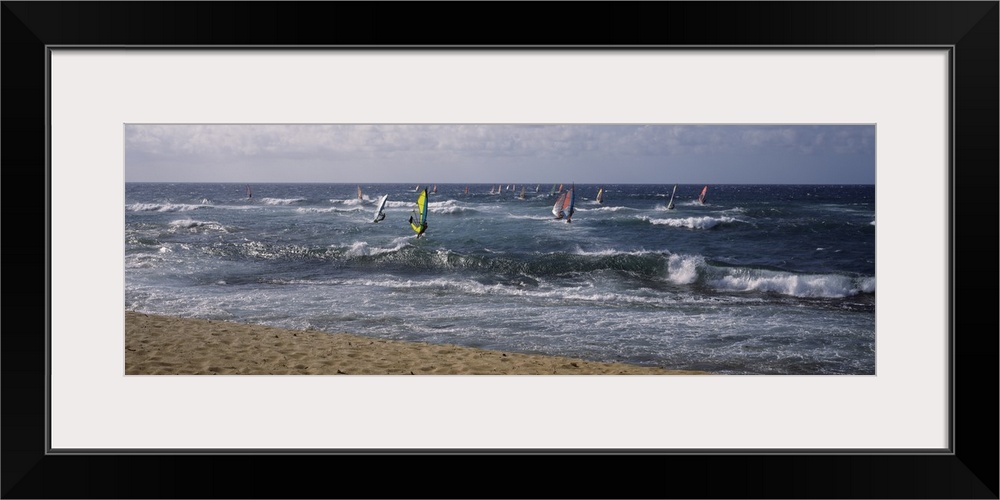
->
[124,183,876,375]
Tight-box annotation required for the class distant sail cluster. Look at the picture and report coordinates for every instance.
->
[248,184,710,237]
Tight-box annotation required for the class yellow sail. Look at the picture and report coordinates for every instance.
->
[410,188,429,235]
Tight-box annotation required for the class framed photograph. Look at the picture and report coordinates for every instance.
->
[6,1,996,498]
[119,122,877,379]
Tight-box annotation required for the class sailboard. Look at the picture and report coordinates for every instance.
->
[698,185,708,205]
[596,187,604,204]
[410,188,429,237]
[518,186,526,200]
[372,194,389,223]
[357,185,363,200]
[667,184,677,210]
[564,184,576,222]
[552,183,576,221]
[552,192,567,219]
[245,184,252,200]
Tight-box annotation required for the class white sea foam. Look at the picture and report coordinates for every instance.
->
[588,205,636,213]
[667,254,702,284]
[337,240,408,257]
[168,219,227,231]
[296,206,363,213]
[330,197,367,206]
[430,205,474,214]
[709,271,869,298]
[645,216,738,229]
[429,199,461,208]
[124,253,167,269]
[328,275,672,306]
[127,202,210,212]
[259,197,305,205]
[569,247,658,257]
[507,214,555,221]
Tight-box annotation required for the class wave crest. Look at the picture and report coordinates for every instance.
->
[709,269,874,298]
[259,197,305,205]
[127,203,210,212]
[645,215,739,229]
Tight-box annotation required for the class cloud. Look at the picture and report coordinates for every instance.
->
[127,124,874,160]
[125,124,875,184]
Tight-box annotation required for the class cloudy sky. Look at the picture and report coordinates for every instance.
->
[124,124,875,184]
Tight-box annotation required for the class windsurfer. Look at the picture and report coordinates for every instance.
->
[376,212,386,222]
[416,221,428,238]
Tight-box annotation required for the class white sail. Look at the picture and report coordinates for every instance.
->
[552,191,567,219]
[667,184,677,210]
[372,194,388,223]
[552,184,575,221]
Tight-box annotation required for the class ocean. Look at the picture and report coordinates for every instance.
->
[124,182,876,375]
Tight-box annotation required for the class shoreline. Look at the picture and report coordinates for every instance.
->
[125,311,708,375]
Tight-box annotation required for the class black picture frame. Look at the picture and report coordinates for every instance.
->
[4,1,997,498]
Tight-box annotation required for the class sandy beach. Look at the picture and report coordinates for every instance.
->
[125,311,707,375]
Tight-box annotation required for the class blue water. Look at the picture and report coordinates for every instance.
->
[124,183,876,375]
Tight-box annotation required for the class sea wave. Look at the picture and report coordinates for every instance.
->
[127,202,211,212]
[295,206,364,214]
[336,240,410,258]
[168,219,228,232]
[259,197,306,205]
[430,205,476,215]
[429,199,462,208]
[644,215,739,229]
[330,197,368,206]
[587,206,637,213]
[707,268,874,298]
[200,239,873,299]
[507,214,557,221]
